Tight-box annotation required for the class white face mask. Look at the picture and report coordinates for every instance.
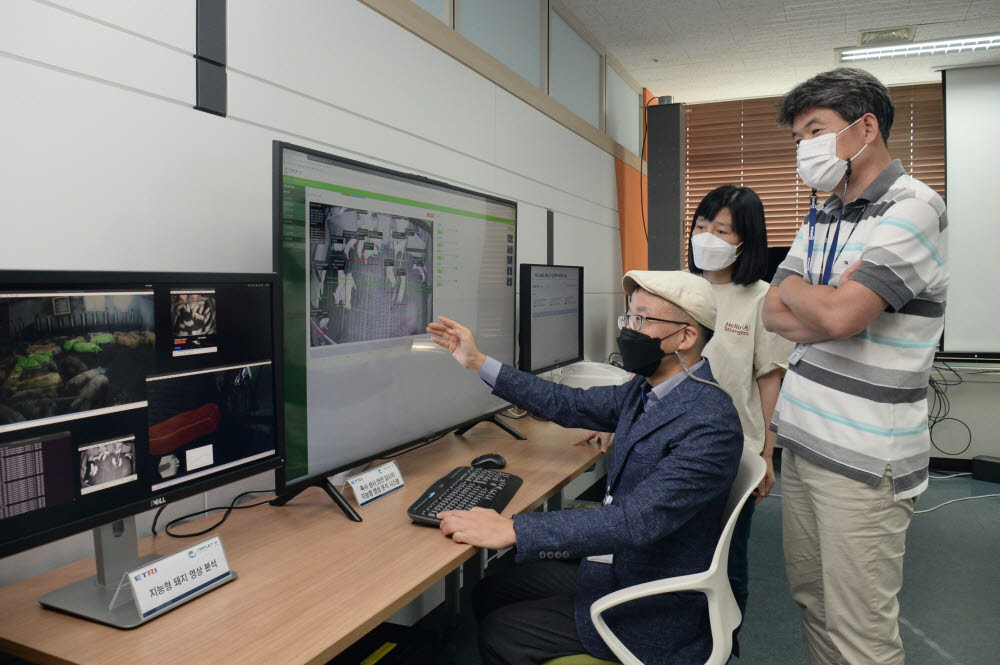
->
[691,232,741,271]
[796,117,868,192]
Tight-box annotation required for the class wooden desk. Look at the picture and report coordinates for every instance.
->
[0,418,602,665]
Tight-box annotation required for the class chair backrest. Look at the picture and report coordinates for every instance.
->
[585,448,767,665]
[708,449,767,575]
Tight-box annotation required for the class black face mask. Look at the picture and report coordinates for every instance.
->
[617,327,680,377]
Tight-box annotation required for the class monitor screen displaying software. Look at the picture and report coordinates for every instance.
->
[0,273,281,559]
[274,143,517,489]
[519,264,584,373]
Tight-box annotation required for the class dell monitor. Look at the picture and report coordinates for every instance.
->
[0,271,282,627]
[272,142,518,516]
[518,264,584,373]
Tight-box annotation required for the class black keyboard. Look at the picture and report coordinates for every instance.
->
[407,466,523,526]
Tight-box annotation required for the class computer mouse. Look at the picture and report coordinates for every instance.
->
[471,453,506,470]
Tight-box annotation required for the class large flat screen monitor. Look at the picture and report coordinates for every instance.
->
[273,142,517,512]
[0,271,282,627]
[518,264,584,373]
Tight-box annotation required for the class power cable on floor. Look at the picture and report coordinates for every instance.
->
[914,494,1000,515]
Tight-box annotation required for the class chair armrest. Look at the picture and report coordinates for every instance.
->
[589,570,714,665]
[592,570,713,615]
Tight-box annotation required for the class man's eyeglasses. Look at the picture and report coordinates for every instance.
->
[617,314,690,332]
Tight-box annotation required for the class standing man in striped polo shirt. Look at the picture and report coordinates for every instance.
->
[763,68,948,665]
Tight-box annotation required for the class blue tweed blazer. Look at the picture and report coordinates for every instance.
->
[492,359,742,665]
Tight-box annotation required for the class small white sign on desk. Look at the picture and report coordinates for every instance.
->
[128,535,233,621]
[347,460,406,507]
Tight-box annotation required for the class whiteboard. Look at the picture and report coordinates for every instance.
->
[942,65,1000,353]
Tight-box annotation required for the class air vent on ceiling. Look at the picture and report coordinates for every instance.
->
[859,26,916,46]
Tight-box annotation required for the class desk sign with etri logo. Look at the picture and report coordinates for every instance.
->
[347,461,405,507]
[128,535,235,621]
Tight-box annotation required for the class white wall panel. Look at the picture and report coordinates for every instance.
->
[495,169,618,230]
[515,202,549,269]
[494,88,617,212]
[0,0,194,104]
[552,213,623,295]
[925,371,1000,460]
[228,0,496,164]
[228,72,496,197]
[583,293,621,363]
[0,57,271,273]
[40,0,196,53]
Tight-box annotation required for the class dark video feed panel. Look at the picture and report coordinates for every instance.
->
[146,362,276,492]
[0,290,156,436]
[0,431,75,520]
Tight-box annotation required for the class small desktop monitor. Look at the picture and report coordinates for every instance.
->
[518,264,584,373]
[0,271,282,627]
[273,142,517,512]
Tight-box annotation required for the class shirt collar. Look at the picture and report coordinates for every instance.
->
[854,158,905,203]
[823,158,905,212]
[645,358,705,409]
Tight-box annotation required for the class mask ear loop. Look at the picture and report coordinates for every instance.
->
[673,349,730,397]
[844,122,869,179]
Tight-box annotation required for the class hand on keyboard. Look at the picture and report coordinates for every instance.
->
[438,507,516,549]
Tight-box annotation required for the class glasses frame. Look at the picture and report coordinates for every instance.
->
[617,314,691,332]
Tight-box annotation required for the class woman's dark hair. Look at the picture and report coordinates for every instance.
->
[687,184,768,286]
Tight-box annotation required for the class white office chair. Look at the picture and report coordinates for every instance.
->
[583,449,767,665]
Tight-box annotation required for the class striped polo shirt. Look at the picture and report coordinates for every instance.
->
[771,159,948,500]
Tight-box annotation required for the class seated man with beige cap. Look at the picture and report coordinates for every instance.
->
[427,270,743,665]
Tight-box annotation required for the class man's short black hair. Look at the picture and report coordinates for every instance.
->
[777,67,894,146]
[688,185,769,286]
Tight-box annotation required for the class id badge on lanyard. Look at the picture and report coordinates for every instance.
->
[804,188,846,286]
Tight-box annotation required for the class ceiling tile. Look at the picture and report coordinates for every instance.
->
[562,0,1000,102]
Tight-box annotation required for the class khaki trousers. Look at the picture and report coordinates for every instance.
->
[781,451,915,665]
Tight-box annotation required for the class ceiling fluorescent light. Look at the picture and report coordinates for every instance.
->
[841,34,1000,61]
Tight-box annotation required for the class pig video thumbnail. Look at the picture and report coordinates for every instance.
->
[0,292,156,432]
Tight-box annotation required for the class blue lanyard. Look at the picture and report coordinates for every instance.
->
[804,181,850,286]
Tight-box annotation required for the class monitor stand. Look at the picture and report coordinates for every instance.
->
[454,414,526,440]
[270,478,363,522]
[38,517,158,629]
